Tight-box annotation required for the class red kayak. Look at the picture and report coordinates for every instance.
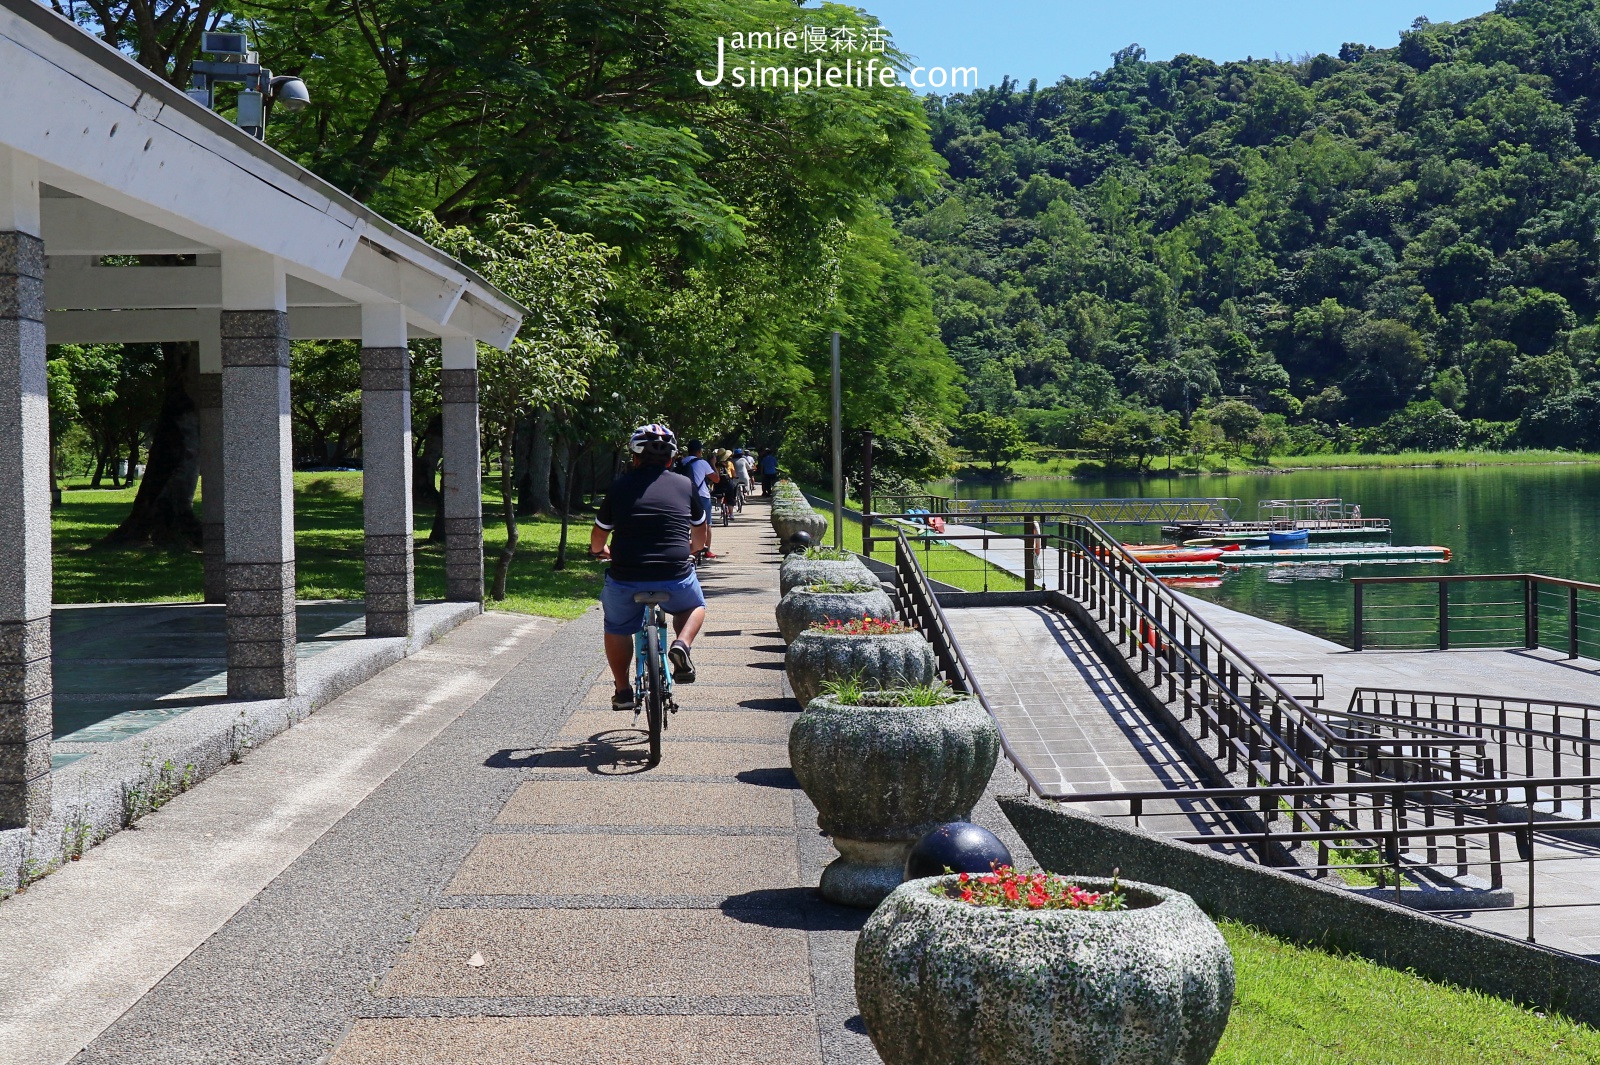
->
[1120,545,1225,564]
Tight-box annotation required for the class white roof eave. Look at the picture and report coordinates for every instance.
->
[0,0,525,348]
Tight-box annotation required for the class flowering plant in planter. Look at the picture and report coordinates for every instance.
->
[810,615,913,637]
[774,580,895,642]
[932,865,1128,912]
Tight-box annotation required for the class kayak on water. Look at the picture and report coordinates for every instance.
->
[1115,545,1225,564]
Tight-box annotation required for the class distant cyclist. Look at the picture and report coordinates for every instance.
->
[758,447,779,497]
[678,439,721,559]
[732,448,753,509]
[713,449,739,524]
[591,424,707,710]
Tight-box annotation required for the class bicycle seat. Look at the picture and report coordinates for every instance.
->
[632,591,673,605]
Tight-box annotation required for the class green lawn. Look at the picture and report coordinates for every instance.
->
[810,501,1025,594]
[1216,920,1600,1063]
[52,472,605,619]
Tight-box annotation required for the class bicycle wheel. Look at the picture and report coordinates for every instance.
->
[643,618,665,767]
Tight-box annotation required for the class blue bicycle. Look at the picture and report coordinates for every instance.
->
[631,590,677,767]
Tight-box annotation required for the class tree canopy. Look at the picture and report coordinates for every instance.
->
[897,0,1600,459]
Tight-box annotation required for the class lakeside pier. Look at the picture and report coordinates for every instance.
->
[869,507,1600,959]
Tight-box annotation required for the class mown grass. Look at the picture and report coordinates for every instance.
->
[52,472,605,619]
[811,501,1025,593]
[1216,920,1600,1063]
[995,449,1600,481]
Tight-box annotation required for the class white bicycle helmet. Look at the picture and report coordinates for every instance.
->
[629,423,677,459]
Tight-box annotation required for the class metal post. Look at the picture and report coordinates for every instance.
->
[830,331,843,550]
[860,429,874,559]
[1352,583,1363,652]
[1438,581,1449,651]
[1527,784,1537,943]
[1023,515,1038,591]
[1570,586,1580,660]
[1526,579,1538,650]
[1057,521,1065,591]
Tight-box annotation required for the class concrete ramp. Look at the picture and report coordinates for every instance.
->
[946,605,1247,845]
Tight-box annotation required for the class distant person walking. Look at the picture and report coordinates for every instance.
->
[758,448,779,498]
[678,439,721,558]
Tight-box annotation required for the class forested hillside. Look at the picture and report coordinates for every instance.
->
[901,0,1600,464]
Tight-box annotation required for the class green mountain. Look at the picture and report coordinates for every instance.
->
[899,0,1600,457]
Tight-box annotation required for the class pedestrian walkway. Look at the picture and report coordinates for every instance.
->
[11,504,997,1065]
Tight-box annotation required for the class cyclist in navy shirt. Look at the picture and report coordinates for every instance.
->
[678,439,721,559]
[591,424,708,710]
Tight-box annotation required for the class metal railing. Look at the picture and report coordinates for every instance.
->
[1351,573,1600,656]
[1054,777,1600,943]
[882,511,1369,790]
[1342,688,1600,817]
[882,518,1600,940]
[890,528,1058,800]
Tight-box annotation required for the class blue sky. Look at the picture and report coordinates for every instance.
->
[839,0,1497,87]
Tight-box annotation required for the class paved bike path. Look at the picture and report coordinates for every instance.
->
[68,510,874,1064]
[70,505,1031,1063]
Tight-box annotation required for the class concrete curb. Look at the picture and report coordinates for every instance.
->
[0,600,480,897]
[1001,794,1600,1027]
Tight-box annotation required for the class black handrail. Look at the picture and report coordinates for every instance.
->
[890,529,1059,801]
[1352,572,1600,656]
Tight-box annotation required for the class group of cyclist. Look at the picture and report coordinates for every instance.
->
[589,423,779,715]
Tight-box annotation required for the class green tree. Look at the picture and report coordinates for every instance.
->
[1205,399,1264,465]
[417,208,618,600]
[955,412,1031,476]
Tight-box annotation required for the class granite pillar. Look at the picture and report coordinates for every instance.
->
[221,251,296,699]
[0,150,50,828]
[441,337,484,603]
[360,305,413,637]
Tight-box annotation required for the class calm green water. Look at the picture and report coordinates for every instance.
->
[935,464,1600,646]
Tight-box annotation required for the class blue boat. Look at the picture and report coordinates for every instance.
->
[1267,528,1309,547]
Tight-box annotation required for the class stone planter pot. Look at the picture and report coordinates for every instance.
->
[776,585,895,643]
[785,629,936,708]
[856,875,1234,1065]
[779,554,875,597]
[789,693,999,907]
[772,508,827,551]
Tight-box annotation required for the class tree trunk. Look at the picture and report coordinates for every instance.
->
[518,409,553,515]
[551,437,570,514]
[429,481,446,545]
[104,342,202,547]
[553,445,586,571]
[413,413,443,507]
[490,418,519,601]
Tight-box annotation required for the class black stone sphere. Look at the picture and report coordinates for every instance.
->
[784,530,813,555]
[904,822,1013,881]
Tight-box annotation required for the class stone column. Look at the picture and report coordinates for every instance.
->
[196,313,225,603]
[360,305,413,637]
[441,337,484,603]
[220,250,296,699]
[0,150,50,828]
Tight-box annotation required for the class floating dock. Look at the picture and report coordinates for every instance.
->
[1164,497,1392,542]
[1139,543,1450,573]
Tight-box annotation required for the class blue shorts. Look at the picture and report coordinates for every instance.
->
[600,573,706,636]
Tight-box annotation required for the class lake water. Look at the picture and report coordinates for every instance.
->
[934,464,1600,647]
